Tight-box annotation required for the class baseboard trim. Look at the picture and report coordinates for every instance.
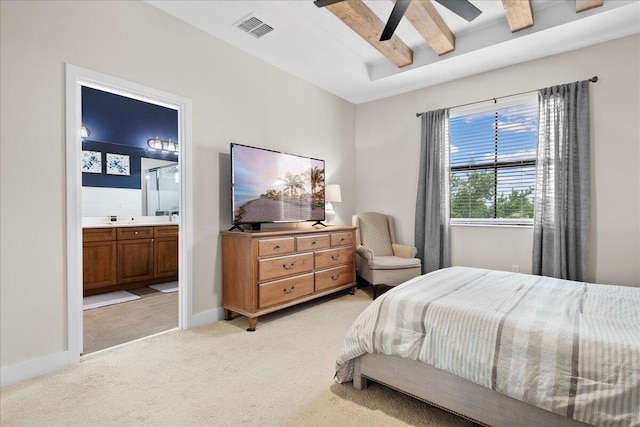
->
[189,306,225,329]
[1,351,71,388]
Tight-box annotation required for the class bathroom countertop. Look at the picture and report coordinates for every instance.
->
[82,217,179,228]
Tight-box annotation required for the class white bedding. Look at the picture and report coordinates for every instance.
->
[335,267,640,426]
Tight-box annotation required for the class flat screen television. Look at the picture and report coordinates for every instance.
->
[230,143,325,231]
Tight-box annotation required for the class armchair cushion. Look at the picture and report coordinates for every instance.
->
[358,212,393,256]
[368,256,421,270]
[392,243,417,259]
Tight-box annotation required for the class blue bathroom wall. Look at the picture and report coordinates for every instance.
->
[81,86,178,188]
[82,140,144,189]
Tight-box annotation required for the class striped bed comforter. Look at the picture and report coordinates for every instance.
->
[335,267,640,426]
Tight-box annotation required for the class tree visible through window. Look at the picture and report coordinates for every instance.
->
[449,94,538,222]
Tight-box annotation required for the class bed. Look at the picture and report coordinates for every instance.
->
[335,267,640,427]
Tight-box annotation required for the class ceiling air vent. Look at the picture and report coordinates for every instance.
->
[235,14,274,39]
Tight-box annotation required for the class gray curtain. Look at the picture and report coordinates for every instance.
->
[533,80,591,281]
[415,109,451,274]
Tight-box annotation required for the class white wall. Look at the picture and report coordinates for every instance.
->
[0,1,355,368]
[355,35,640,287]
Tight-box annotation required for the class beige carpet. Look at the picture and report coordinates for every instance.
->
[0,289,476,427]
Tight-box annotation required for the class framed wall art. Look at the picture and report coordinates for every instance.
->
[106,153,130,176]
[82,150,102,174]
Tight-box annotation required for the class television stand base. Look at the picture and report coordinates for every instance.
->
[312,221,327,227]
[228,223,262,232]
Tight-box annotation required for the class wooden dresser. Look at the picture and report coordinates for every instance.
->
[221,226,357,331]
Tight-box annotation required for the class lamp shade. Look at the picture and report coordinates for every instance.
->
[325,184,342,203]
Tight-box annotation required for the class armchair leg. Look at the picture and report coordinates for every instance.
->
[372,284,377,300]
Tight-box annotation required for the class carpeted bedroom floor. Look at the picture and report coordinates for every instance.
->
[0,289,477,426]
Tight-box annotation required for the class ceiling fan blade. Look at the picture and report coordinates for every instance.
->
[314,0,344,7]
[434,0,482,22]
[380,0,411,41]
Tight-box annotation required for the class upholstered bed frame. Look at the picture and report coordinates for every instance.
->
[353,353,591,427]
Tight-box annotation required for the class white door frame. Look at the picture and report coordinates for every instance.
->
[65,64,193,363]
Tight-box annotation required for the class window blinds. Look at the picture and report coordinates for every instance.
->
[449,93,538,221]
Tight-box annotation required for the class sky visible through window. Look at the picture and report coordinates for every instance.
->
[449,100,538,219]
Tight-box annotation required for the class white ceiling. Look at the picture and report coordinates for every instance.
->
[146,0,640,104]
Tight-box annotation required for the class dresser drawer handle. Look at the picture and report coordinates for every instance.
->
[331,274,340,281]
[283,262,296,269]
[274,245,281,250]
[331,254,340,260]
[283,285,296,294]
[134,231,139,235]
[312,241,317,245]
[341,238,345,242]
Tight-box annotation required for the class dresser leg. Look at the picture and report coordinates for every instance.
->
[247,317,258,332]
[224,309,234,320]
[348,286,356,295]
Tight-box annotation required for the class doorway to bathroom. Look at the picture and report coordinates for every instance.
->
[81,84,180,354]
[65,65,193,360]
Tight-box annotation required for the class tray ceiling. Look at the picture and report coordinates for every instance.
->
[146,0,640,104]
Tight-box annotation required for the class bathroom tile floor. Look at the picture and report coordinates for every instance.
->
[82,286,178,355]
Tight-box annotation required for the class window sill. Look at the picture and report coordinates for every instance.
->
[451,220,533,229]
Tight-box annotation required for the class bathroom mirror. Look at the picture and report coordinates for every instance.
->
[81,141,179,218]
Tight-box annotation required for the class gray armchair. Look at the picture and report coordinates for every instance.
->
[352,212,422,299]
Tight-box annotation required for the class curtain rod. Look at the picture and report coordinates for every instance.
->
[415,76,598,117]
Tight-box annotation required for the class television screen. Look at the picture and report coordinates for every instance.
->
[231,143,325,226]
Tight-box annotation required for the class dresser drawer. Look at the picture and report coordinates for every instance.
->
[296,234,330,252]
[83,227,116,242]
[315,264,355,292]
[117,227,154,240]
[258,237,295,257]
[258,252,314,281]
[315,247,354,270]
[259,273,314,308]
[331,232,353,247]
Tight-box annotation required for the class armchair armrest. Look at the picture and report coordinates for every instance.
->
[392,243,417,259]
[356,245,374,262]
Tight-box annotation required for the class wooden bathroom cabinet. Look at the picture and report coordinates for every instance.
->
[82,225,178,295]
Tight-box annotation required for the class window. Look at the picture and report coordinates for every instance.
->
[449,93,538,224]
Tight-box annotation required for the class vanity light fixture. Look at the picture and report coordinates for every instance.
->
[80,125,90,138]
[147,136,178,154]
[148,136,163,151]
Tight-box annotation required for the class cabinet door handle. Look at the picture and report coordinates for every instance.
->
[283,262,296,269]
[151,238,154,242]
[331,254,340,260]
[283,285,296,294]
[331,274,340,281]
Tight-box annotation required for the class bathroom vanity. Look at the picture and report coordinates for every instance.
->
[82,222,178,296]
